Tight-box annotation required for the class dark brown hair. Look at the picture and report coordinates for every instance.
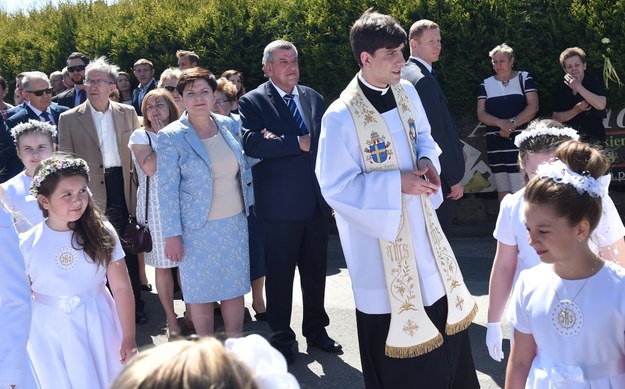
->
[350,9,406,67]
[517,119,573,181]
[176,67,217,96]
[559,47,587,68]
[525,140,609,233]
[35,154,116,268]
[220,69,246,99]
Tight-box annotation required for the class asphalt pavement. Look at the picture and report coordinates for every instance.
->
[137,222,508,389]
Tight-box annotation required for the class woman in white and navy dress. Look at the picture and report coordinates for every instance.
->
[477,43,539,201]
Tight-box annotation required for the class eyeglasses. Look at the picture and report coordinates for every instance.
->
[26,88,53,96]
[84,79,114,86]
[163,86,176,93]
[214,99,232,106]
[68,65,86,73]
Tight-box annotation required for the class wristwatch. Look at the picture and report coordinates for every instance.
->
[509,118,517,126]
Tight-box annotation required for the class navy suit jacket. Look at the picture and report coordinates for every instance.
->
[0,117,23,183]
[401,58,465,193]
[131,79,156,115]
[4,103,27,119]
[52,87,82,109]
[5,104,69,130]
[239,81,329,221]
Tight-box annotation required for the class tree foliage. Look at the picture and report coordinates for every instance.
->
[1,0,623,124]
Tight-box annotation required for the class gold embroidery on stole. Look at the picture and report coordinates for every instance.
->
[340,76,477,357]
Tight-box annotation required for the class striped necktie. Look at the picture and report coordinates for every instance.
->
[283,94,308,135]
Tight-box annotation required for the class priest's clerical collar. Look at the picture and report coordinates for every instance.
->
[357,72,397,114]
[357,72,390,95]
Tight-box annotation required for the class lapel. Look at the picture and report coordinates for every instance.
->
[412,58,448,105]
[66,88,75,103]
[265,82,307,134]
[75,103,100,147]
[51,108,62,124]
[180,114,211,168]
[411,59,435,83]
[296,85,313,133]
[214,114,246,170]
[265,82,289,116]
[111,102,126,151]
[25,106,39,121]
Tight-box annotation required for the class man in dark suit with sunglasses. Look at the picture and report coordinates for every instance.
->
[6,72,69,131]
[52,52,89,109]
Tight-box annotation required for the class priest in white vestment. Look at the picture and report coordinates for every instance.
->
[315,10,479,389]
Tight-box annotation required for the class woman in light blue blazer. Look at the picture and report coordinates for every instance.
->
[157,68,252,337]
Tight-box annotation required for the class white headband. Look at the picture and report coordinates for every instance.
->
[535,159,610,198]
[225,334,300,389]
[514,126,580,148]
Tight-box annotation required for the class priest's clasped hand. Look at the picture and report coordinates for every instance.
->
[400,167,440,195]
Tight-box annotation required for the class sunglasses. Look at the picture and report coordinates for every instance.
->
[163,86,177,93]
[27,88,54,96]
[68,65,86,73]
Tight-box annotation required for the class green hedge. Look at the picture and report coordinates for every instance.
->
[1,0,623,124]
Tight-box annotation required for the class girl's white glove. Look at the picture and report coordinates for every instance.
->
[486,322,504,362]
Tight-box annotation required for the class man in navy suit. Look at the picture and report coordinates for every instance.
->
[2,72,69,182]
[52,52,89,109]
[6,72,69,130]
[131,59,156,115]
[239,39,340,363]
[401,19,465,236]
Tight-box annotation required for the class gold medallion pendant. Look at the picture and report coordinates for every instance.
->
[551,299,583,336]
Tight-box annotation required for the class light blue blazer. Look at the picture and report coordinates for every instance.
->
[157,112,253,238]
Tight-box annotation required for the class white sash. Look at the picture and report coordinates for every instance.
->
[340,76,477,358]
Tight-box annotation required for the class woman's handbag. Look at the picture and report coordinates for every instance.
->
[124,133,153,254]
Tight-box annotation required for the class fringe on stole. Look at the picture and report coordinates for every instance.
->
[446,303,478,336]
[384,332,444,359]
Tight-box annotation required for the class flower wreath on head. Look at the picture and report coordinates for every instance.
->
[30,158,90,197]
[10,119,57,143]
[535,159,610,198]
[514,126,580,148]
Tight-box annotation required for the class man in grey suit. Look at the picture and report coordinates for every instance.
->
[58,56,147,324]
[401,19,465,236]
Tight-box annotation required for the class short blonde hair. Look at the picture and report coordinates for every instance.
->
[216,77,238,101]
[158,67,182,87]
[489,43,514,59]
[111,338,258,389]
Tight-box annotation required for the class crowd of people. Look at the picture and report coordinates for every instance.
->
[0,8,623,389]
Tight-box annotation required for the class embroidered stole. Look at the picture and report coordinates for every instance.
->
[340,76,477,358]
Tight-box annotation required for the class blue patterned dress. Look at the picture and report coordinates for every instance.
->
[157,113,252,303]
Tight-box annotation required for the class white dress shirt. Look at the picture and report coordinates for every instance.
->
[88,101,122,168]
